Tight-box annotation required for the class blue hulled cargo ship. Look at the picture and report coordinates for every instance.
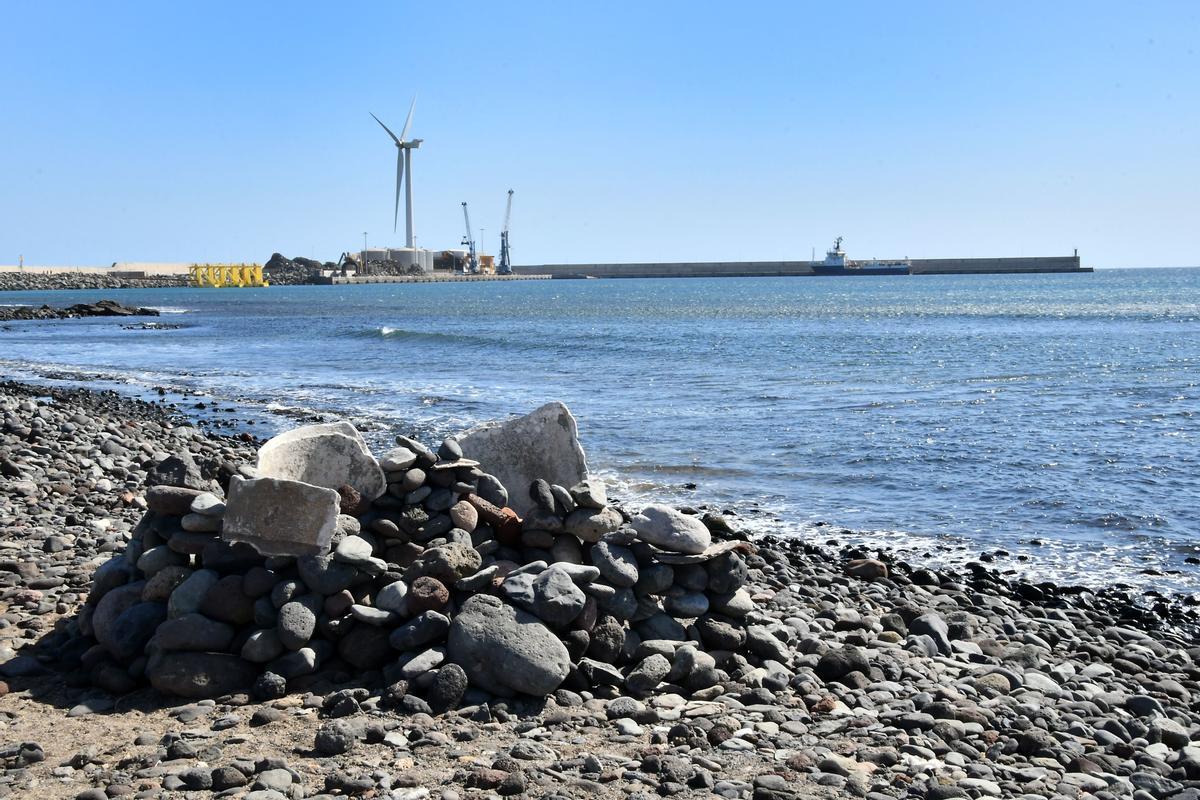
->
[812,237,910,276]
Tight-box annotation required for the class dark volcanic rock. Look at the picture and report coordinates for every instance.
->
[448,594,571,696]
[147,452,207,491]
[105,601,167,663]
[0,299,161,321]
[147,652,258,699]
[816,645,871,682]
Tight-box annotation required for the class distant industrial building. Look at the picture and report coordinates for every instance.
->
[358,247,435,273]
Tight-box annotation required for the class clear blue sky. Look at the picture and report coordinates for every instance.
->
[2,2,1196,268]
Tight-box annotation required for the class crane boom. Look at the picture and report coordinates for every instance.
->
[460,202,478,274]
[497,189,514,276]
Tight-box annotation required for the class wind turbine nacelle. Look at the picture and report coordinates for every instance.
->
[407,139,423,149]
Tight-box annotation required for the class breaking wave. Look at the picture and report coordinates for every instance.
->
[351,326,489,346]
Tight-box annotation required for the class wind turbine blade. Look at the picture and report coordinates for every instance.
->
[371,112,402,145]
[399,97,416,142]
[394,151,404,233]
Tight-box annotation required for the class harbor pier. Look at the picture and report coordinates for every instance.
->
[322,273,551,285]
[514,254,1090,279]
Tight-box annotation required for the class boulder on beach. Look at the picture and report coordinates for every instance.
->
[147,651,259,699]
[256,422,387,501]
[457,402,588,517]
[447,594,571,697]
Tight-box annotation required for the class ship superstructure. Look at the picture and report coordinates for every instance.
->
[812,237,910,275]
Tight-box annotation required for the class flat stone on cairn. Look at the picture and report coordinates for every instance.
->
[630,504,712,554]
[221,475,340,557]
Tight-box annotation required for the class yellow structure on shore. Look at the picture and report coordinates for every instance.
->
[189,264,269,288]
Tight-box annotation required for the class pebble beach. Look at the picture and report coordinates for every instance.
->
[1,379,1199,800]
[5,3,1197,799]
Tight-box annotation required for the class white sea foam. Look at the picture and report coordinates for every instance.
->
[147,306,190,314]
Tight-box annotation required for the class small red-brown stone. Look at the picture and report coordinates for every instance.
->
[336,484,365,516]
[496,510,523,546]
[844,558,889,581]
[464,768,507,790]
[465,493,523,544]
[465,494,506,526]
[407,576,449,613]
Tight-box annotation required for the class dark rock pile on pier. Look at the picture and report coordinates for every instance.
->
[4,382,1200,800]
[356,259,426,277]
[263,254,328,285]
[0,299,160,323]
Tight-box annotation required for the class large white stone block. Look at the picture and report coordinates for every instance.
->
[256,421,386,501]
[222,475,340,556]
[457,402,588,517]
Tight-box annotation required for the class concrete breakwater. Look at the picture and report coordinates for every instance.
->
[0,268,187,292]
[2,379,1200,799]
[515,254,1090,279]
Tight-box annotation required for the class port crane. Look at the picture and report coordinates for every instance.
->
[460,202,478,274]
[497,189,514,275]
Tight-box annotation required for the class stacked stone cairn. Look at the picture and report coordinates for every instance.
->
[78,419,780,723]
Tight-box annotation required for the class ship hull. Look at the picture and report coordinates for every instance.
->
[811,264,910,276]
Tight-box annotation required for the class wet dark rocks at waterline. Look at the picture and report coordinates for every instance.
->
[0,299,161,322]
[5,383,1200,800]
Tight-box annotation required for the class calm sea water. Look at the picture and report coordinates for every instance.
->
[3,269,1198,592]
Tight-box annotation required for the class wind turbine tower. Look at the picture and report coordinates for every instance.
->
[370,98,423,248]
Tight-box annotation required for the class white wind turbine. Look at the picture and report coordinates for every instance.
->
[371,97,422,247]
